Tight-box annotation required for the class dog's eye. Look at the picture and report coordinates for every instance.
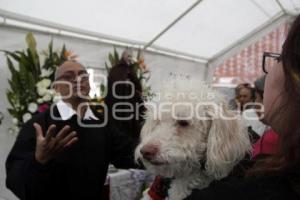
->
[176,120,190,127]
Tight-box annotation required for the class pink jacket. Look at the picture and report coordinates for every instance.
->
[252,128,279,157]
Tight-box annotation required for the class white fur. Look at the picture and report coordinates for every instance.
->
[135,80,251,200]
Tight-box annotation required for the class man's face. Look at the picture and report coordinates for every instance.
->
[122,51,133,65]
[238,88,252,105]
[54,62,90,101]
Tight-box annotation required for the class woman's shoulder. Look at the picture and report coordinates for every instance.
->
[185,174,300,200]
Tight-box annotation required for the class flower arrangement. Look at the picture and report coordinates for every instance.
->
[2,32,73,133]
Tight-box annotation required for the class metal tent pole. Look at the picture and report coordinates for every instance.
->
[143,0,204,50]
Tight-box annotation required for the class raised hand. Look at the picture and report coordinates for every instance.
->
[33,123,78,165]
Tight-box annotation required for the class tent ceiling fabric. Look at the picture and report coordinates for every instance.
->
[0,0,299,61]
[155,0,282,58]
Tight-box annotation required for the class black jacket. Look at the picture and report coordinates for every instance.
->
[105,59,145,140]
[185,173,300,200]
[6,106,138,200]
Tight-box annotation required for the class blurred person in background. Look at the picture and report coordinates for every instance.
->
[105,49,145,140]
[229,83,254,112]
[242,76,268,144]
[237,83,255,112]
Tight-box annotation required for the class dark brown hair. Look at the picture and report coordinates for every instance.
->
[249,15,300,176]
[105,59,145,139]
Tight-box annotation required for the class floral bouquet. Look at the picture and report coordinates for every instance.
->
[2,33,74,133]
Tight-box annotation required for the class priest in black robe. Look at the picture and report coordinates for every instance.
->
[6,61,139,200]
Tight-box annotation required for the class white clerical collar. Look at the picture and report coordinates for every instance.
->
[56,100,98,120]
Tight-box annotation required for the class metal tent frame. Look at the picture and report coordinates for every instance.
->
[0,0,298,67]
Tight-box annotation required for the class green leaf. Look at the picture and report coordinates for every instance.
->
[27,72,36,92]
[26,32,37,56]
[60,44,67,62]
[25,33,40,75]
[108,53,114,67]
[7,108,17,116]
[1,50,21,62]
[105,62,111,74]
[6,91,15,109]
[6,57,17,75]
[137,49,141,60]
[25,49,40,79]
[10,76,20,93]
[113,47,119,62]
[100,83,107,98]
[48,40,53,54]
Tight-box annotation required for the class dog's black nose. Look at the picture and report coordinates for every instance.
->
[140,144,159,161]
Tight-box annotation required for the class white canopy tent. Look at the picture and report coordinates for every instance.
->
[0,1,299,85]
[0,0,299,63]
[0,1,300,199]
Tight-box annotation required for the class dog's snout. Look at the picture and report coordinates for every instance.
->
[140,144,159,161]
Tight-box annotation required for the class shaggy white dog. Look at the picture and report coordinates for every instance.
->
[135,80,251,200]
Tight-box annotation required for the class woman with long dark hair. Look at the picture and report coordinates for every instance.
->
[187,14,300,200]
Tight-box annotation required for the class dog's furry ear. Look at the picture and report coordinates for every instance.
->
[205,104,251,179]
[141,117,153,137]
[140,108,155,137]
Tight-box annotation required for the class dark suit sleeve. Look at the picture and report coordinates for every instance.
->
[109,123,141,169]
[5,116,53,200]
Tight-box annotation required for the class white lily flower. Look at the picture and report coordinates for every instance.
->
[47,89,55,95]
[12,118,18,125]
[41,68,53,77]
[41,79,51,88]
[22,113,32,123]
[36,78,51,89]
[37,98,44,104]
[9,126,20,134]
[37,87,47,96]
[36,80,43,89]
[43,93,52,102]
[52,94,62,103]
[13,126,20,133]
[28,102,38,113]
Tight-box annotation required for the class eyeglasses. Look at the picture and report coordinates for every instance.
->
[262,52,281,74]
[56,71,89,82]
